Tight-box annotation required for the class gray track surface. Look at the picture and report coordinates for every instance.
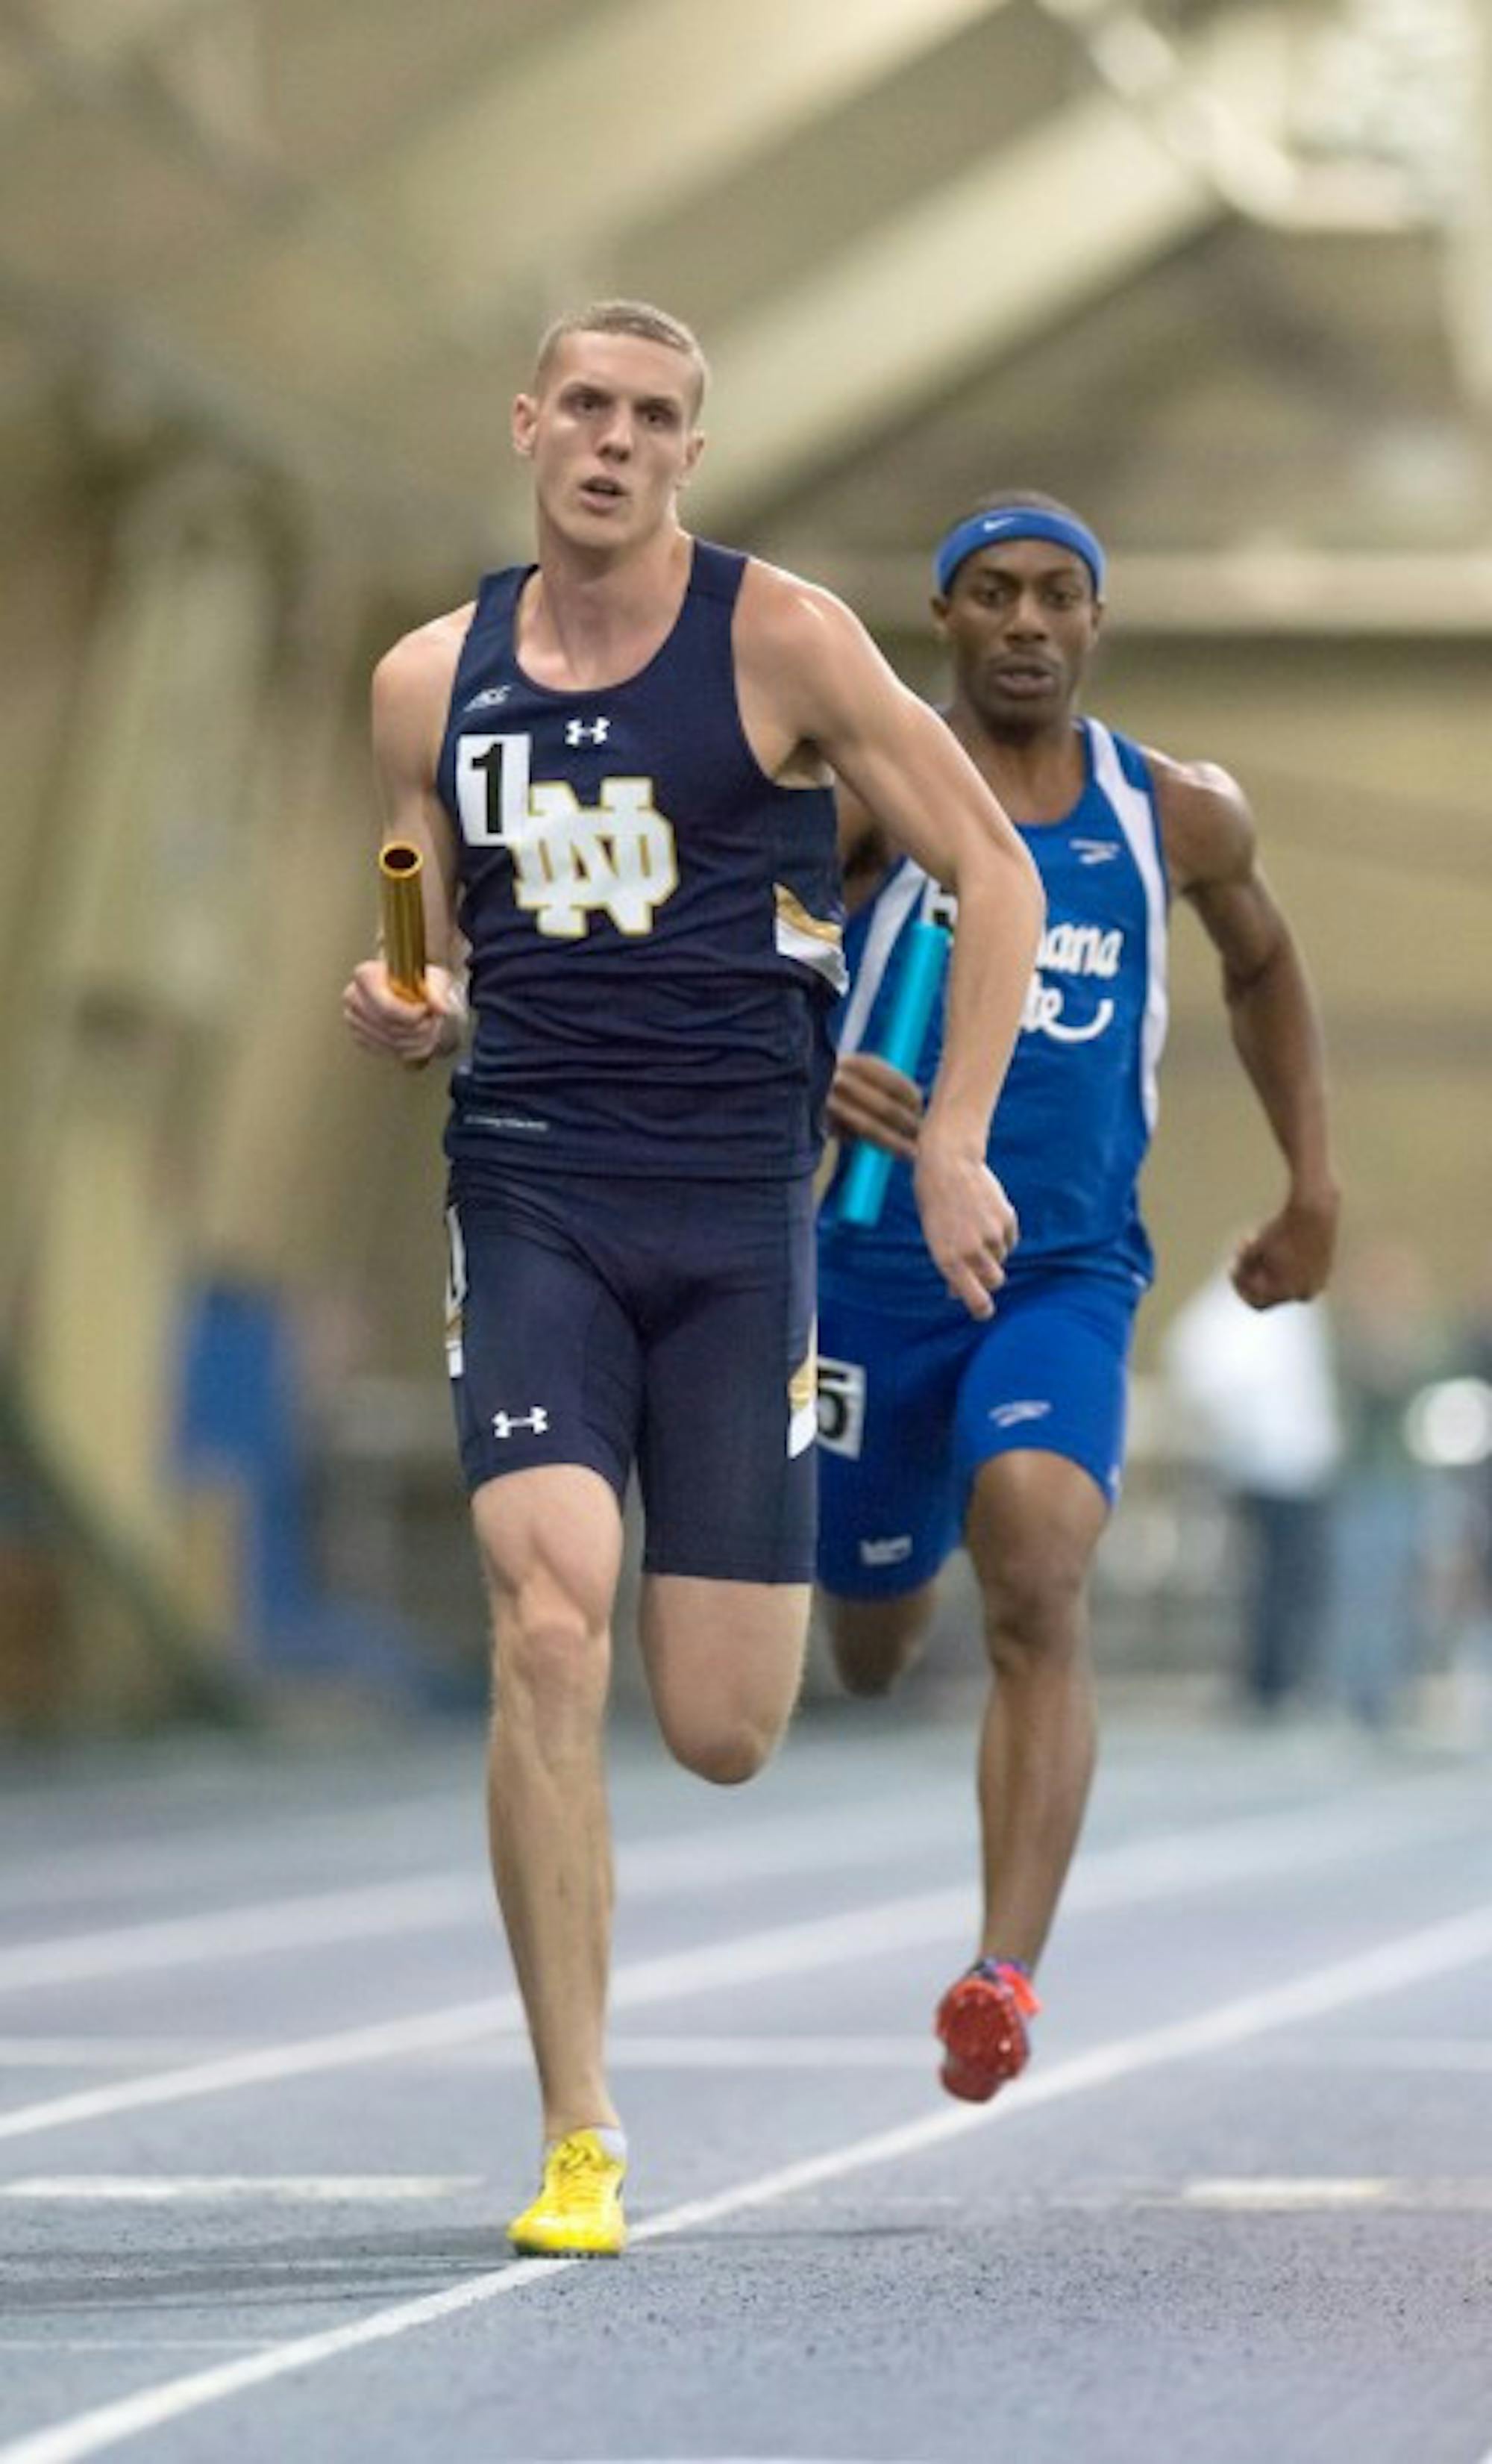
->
[0,1703,1489,2464]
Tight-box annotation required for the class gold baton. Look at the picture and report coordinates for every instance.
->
[378,840,427,1003]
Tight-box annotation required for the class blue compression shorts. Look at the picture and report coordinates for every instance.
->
[815,1264,1138,1599]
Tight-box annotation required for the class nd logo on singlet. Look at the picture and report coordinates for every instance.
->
[457,733,677,938]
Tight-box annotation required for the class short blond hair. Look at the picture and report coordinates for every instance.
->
[533,299,708,416]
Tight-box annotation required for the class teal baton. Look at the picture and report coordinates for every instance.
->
[835,919,950,1228]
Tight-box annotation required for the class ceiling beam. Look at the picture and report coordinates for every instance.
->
[7,0,246,73]
[364,0,1010,334]
[1443,7,1492,413]
[686,4,1285,530]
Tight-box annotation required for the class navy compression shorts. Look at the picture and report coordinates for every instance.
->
[445,1164,818,1586]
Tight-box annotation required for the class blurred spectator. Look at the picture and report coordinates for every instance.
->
[1461,1253,1492,1593]
[1162,1266,1342,1716]
[1326,1237,1448,1728]
[1427,1250,1492,1745]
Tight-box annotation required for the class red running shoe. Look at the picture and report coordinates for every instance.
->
[935,1958,1041,2103]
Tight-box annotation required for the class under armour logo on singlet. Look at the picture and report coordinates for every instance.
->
[565,718,611,746]
[492,1407,549,1438]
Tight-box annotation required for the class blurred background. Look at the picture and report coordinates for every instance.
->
[1,0,1488,1742]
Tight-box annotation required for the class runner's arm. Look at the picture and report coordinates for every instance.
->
[1159,755,1340,1307]
[343,625,469,1069]
[745,571,1044,1316]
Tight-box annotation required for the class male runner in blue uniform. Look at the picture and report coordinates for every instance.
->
[342,311,1044,2254]
[817,493,1338,2104]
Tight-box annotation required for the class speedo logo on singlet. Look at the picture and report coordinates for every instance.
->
[456,731,678,939]
[1022,921,1122,1045]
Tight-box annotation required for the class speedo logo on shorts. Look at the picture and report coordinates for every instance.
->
[990,1399,1053,1430]
[816,1357,866,1459]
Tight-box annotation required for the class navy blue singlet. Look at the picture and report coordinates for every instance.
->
[435,541,845,1179]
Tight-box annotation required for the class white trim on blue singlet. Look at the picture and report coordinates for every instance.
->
[838,858,930,1059]
[1086,718,1169,1131]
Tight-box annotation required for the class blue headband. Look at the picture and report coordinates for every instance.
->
[933,507,1106,598]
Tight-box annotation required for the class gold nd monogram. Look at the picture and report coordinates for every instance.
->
[457,733,677,939]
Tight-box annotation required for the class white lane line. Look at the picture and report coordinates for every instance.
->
[1185,2177,1391,2207]
[382,2036,935,2074]
[0,2044,239,2070]
[0,1779,1468,1995]
[0,2035,932,2078]
[1176,2177,1492,2210]
[0,1730,1466,1915]
[622,1898,1492,2232]
[3,1897,1491,2464]
[0,1996,505,2146]
[0,2346,275,2357]
[0,2177,483,2204]
[1257,2037,1492,2074]
[1059,1794,1475,1911]
[430,2033,935,2071]
[0,1877,477,1993]
[0,1806,963,1995]
[0,1807,464,1914]
[0,1886,957,2145]
[0,1786,1479,2142]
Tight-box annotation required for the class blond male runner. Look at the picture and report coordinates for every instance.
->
[343,307,1044,2254]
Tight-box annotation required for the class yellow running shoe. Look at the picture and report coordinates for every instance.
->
[507,2129,627,2258]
